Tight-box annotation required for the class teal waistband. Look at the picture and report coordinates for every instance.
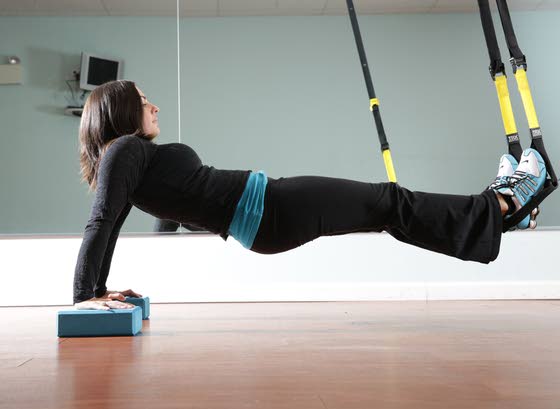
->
[228,171,268,249]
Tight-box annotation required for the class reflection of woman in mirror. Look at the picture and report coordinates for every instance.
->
[74,80,546,310]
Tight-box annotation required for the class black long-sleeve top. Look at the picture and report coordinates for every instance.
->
[73,135,250,303]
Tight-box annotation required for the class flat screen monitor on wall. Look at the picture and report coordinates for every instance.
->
[79,53,123,91]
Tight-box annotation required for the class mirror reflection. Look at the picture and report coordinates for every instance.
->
[0,0,180,235]
[2,0,558,237]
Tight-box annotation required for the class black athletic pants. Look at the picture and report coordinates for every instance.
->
[251,177,503,263]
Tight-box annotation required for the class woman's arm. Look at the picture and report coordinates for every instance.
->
[73,136,147,304]
[94,202,133,297]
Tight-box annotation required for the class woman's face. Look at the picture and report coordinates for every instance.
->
[137,88,160,140]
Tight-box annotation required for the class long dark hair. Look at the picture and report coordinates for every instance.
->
[79,80,144,191]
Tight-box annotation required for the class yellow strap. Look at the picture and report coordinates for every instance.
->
[370,98,379,111]
[514,69,540,129]
[494,75,518,136]
[382,149,397,183]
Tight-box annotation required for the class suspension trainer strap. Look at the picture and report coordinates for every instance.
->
[477,0,523,160]
[346,0,397,183]
[478,0,505,78]
[494,76,522,158]
[495,0,525,67]
[495,0,541,140]
[495,0,557,188]
[481,0,558,231]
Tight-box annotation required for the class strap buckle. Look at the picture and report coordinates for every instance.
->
[489,61,506,80]
[509,56,527,73]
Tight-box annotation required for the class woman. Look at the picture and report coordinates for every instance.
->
[74,80,545,310]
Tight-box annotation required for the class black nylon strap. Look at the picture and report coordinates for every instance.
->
[503,183,556,232]
[495,0,526,67]
[346,0,390,151]
[507,136,523,162]
[477,0,505,78]
[531,137,558,186]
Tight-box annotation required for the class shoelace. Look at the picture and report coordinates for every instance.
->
[491,171,538,193]
[495,171,539,199]
[490,175,509,190]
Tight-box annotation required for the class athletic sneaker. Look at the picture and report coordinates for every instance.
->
[490,154,518,192]
[492,148,546,230]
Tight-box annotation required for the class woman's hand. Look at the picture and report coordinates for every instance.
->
[101,288,143,301]
[74,298,135,311]
[73,289,142,310]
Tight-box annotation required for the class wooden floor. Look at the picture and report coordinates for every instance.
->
[3,301,560,409]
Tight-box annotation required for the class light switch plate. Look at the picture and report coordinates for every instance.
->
[0,64,22,84]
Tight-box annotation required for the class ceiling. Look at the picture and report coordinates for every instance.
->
[0,0,558,17]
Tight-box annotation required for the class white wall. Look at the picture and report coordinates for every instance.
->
[2,231,559,307]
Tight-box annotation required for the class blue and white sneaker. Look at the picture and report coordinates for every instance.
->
[494,148,546,230]
[490,154,518,191]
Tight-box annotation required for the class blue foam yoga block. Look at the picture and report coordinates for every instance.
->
[57,306,142,337]
[124,296,150,319]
